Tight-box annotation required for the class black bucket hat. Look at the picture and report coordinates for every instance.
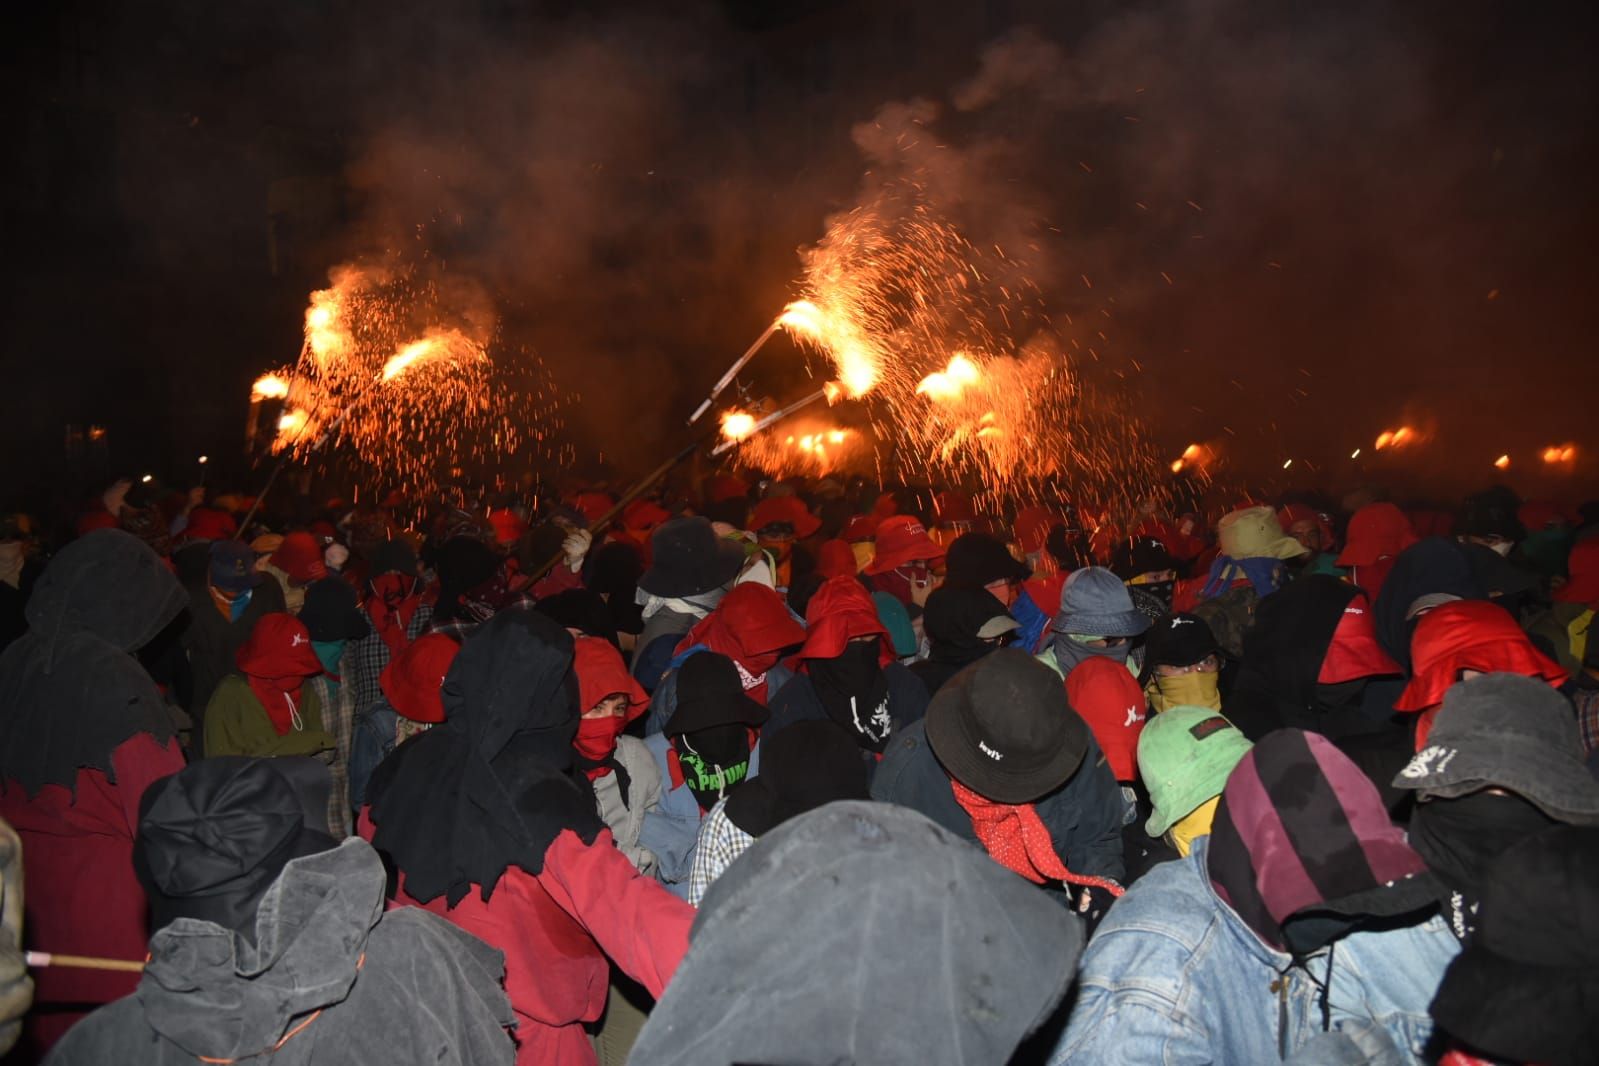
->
[662,651,770,736]
[1392,672,1599,825]
[925,648,1089,803]
[1430,825,1599,1066]
[1143,612,1221,670]
[943,532,1031,589]
[134,757,338,936]
[637,517,745,599]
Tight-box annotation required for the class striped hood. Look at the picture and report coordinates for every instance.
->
[1207,729,1439,954]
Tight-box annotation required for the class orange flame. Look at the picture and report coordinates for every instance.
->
[778,299,880,397]
[1542,443,1578,465]
[1374,425,1418,450]
[916,354,983,402]
[720,410,757,442]
[251,374,290,400]
[304,276,359,369]
[380,329,485,383]
[1494,454,1511,470]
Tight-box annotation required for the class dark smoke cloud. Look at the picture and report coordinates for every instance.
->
[7,0,1597,507]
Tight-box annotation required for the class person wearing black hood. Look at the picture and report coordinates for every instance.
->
[47,757,516,1066]
[910,585,1021,696]
[1428,825,1599,1066]
[1370,537,1484,674]
[0,530,189,1056]
[1392,674,1599,942]
[631,801,1086,1066]
[685,718,870,905]
[640,651,770,899]
[359,608,692,1066]
[1224,575,1410,804]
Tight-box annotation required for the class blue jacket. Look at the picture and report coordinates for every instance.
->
[347,703,399,814]
[638,730,762,900]
[870,718,1127,888]
[1050,836,1458,1065]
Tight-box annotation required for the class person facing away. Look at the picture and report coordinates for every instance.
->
[631,801,1086,1066]
[45,757,516,1066]
[1052,729,1459,1065]
[360,608,693,1066]
[0,530,189,1056]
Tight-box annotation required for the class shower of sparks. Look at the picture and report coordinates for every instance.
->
[735,174,1162,504]
[250,263,567,497]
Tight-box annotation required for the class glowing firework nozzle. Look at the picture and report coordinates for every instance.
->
[251,374,290,400]
[720,410,758,442]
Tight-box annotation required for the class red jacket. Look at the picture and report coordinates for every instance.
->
[0,733,184,1053]
[359,818,691,1066]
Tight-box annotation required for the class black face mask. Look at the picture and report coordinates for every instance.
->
[673,724,752,811]
[1409,791,1554,900]
[809,642,892,752]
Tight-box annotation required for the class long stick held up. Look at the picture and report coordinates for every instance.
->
[686,317,782,425]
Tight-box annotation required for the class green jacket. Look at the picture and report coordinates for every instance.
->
[203,674,335,759]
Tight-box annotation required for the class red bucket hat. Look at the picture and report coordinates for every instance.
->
[750,496,821,539]
[1336,503,1417,568]
[379,633,461,724]
[270,531,328,584]
[1396,600,1566,714]
[865,515,946,575]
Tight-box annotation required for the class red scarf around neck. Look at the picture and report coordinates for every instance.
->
[367,573,422,656]
[951,780,1125,896]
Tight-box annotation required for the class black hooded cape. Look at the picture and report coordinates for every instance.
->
[0,530,186,795]
[365,608,602,906]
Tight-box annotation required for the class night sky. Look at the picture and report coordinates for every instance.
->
[5,0,1597,507]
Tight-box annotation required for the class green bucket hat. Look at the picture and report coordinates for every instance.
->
[1138,705,1253,837]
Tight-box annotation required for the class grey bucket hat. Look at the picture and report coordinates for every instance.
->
[1393,672,1599,825]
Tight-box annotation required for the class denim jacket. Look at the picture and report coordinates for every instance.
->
[1051,836,1458,1065]
[639,730,762,899]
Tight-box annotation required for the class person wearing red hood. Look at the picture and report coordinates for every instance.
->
[1395,599,1568,749]
[643,583,806,736]
[764,576,931,765]
[1337,502,1418,602]
[571,637,660,875]
[203,613,334,760]
[863,514,946,609]
[348,538,435,720]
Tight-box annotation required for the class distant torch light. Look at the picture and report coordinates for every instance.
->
[198,455,208,464]
[141,474,153,484]
[1494,455,1511,470]
[1350,448,1361,459]
[1282,459,1293,470]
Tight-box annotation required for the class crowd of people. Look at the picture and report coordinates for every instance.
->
[0,471,1596,1065]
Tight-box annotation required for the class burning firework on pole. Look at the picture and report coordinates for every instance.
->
[710,387,834,457]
